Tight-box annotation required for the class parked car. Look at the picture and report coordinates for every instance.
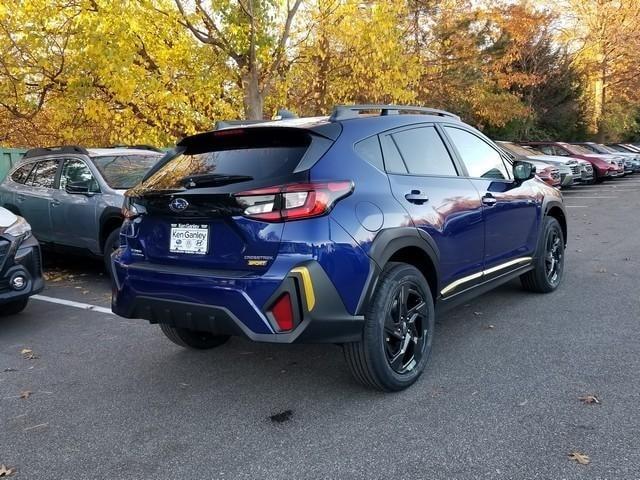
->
[575,159,595,183]
[0,207,43,315]
[112,104,567,392]
[521,141,623,183]
[0,146,163,272]
[571,142,638,174]
[497,141,576,187]
[526,160,561,187]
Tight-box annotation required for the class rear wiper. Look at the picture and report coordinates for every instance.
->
[180,174,254,188]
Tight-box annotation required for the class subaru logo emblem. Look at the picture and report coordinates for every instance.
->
[169,198,189,212]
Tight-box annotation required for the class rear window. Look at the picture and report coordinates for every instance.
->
[92,154,160,189]
[131,128,311,194]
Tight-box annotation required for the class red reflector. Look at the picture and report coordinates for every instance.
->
[271,293,294,331]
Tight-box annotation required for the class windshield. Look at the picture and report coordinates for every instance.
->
[92,154,161,189]
[501,142,539,157]
[565,144,593,155]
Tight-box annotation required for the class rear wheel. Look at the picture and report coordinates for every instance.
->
[1,298,29,316]
[343,263,435,391]
[159,324,230,349]
[520,216,565,293]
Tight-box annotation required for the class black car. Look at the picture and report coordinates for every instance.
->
[0,206,44,315]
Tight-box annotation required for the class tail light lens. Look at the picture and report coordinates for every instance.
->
[235,181,353,222]
[121,196,140,219]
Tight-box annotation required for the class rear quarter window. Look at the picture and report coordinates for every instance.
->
[10,163,34,184]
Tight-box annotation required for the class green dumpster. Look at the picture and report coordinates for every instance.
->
[0,148,27,182]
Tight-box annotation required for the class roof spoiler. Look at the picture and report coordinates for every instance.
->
[214,109,298,130]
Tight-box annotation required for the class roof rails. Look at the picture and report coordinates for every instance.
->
[23,145,89,159]
[108,144,164,152]
[214,108,299,130]
[329,104,460,122]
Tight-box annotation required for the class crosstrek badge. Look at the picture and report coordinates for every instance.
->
[244,255,272,267]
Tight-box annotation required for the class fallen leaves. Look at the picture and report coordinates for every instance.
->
[20,348,38,360]
[19,390,31,400]
[0,464,16,477]
[596,268,607,273]
[568,451,590,465]
[579,394,600,405]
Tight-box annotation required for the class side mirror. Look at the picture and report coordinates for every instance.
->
[65,181,92,194]
[513,161,535,181]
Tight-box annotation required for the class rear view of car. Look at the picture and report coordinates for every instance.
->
[0,207,43,315]
[113,124,357,342]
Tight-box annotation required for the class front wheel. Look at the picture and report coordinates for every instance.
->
[159,324,230,349]
[520,216,565,293]
[1,298,29,316]
[343,263,435,392]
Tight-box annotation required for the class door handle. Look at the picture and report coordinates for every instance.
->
[405,190,429,205]
[51,200,61,207]
[482,194,497,206]
[17,195,25,202]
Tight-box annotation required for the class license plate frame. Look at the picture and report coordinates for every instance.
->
[169,223,209,255]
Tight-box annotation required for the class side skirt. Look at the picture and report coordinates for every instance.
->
[435,264,534,314]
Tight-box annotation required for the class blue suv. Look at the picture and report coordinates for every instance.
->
[112,105,567,391]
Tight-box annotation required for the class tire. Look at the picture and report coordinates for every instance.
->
[103,228,121,276]
[520,216,565,293]
[1,298,29,316]
[343,262,435,392]
[159,323,230,350]
[594,170,605,183]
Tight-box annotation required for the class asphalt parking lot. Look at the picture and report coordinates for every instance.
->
[2,177,640,479]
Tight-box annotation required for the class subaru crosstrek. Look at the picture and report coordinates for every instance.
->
[112,105,567,391]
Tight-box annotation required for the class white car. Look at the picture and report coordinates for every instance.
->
[497,141,579,187]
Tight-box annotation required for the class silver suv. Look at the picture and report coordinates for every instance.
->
[0,146,162,271]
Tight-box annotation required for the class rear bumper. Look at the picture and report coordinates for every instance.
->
[0,235,44,304]
[111,256,364,344]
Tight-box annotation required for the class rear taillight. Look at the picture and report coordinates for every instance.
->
[234,181,353,222]
[121,196,139,219]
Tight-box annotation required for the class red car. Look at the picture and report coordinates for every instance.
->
[520,141,623,183]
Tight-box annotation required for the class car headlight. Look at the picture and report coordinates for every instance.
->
[5,216,32,239]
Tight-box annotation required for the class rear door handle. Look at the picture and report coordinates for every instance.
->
[51,200,61,207]
[482,194,497,206]
[405,191,429,205]
[17,194,26,202]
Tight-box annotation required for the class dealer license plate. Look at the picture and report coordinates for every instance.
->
[169,224,209,255]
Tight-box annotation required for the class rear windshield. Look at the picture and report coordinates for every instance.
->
[92,154,161,189]
[130,128,310,195]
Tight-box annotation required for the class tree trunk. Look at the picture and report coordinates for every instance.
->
[595,62,607,143]
[242,68,264,120]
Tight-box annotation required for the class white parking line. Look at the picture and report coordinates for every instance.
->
[561,196,618,199]
[566,205,588,208]
[32,295,113,315]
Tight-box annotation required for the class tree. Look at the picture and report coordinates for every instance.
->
[171,0,303,119]
[561,0,640,140]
